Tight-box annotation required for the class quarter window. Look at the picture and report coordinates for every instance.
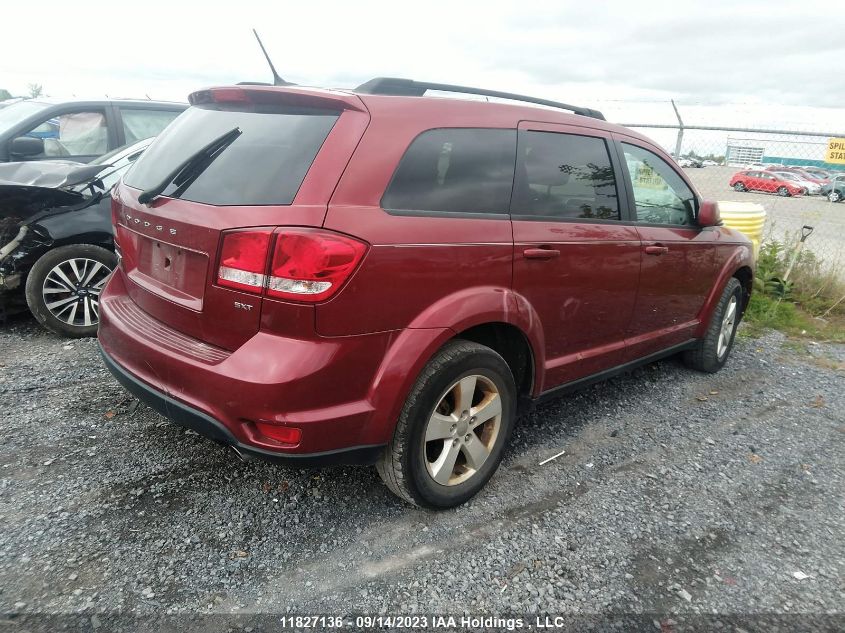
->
[382,128,516,214]
[121,108,181,144]
[512,131,620,220]
[623,143,696,226]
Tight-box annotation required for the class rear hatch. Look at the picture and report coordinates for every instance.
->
[113,86,369,350]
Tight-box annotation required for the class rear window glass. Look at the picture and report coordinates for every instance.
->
[382,128,516,214]
[124,104,339,206]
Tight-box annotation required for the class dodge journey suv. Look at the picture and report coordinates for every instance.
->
[99,79,753,508]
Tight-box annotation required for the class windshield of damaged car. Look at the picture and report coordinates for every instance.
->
[68,139,152,195]
[72,163,137,195]
[0,101,51,136]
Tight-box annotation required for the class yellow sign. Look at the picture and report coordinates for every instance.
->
[633,164,666,190]
[826,138,845,164]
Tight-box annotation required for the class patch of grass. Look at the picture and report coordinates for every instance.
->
[753,238,845,317]
[742,293,845,342]
[742,235,845,341]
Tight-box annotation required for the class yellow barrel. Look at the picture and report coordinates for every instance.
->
[718,201,767,260]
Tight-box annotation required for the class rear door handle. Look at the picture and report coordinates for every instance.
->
[523,248,560,260]
[644,245,669,256]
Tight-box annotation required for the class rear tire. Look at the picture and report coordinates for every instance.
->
[829,190,842,203]
[376,340,516,508]
[25,244,115,338]
[684,278,743,373]
[777,186,791,197]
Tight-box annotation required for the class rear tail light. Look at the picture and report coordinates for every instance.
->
[216,230,273,293]
[216,228,366,302]
[267,229,367,302]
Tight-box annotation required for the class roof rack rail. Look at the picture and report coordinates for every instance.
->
[354,77,605,121]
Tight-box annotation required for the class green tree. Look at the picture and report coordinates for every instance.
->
[28,83,43,98]
[0,88,11,100]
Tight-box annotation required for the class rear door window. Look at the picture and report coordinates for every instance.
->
[511,131,620,220]
[120,108,181,144]
[124,104,339,206]
[381,128,516,214]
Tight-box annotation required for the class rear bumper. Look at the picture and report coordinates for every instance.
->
[97,268,398,463]
[99,345,384,466]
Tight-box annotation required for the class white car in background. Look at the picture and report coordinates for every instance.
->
[770,171,821,195]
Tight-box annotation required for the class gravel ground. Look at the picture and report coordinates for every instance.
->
[1,314,843,632]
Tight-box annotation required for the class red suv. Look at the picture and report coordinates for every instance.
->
[99,79,754,508]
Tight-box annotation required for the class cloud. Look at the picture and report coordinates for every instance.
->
[1,0,843,118]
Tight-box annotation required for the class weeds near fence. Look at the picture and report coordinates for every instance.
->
[743,235,845,340]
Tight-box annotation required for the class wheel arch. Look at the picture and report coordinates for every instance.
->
[694,248,755,338]
[364,288,545,444]
[453,321,535,403]
[732,265,753,313]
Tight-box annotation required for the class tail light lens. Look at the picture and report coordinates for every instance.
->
[216,230,272,292]
[215,228,366,302]
[267,229,367,302]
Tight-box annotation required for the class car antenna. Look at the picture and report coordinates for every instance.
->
[252,29,296,86]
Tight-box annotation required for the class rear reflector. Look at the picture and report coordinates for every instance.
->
[254,422,302,445]
[216,230,272,292]
[267,229,367,302]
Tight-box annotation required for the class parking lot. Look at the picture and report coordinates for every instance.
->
[685,166,845,265]
[1,314,843,630]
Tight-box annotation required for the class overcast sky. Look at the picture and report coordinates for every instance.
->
[3,0,844,135]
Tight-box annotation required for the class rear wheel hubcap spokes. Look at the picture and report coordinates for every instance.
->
[424,374,502,486]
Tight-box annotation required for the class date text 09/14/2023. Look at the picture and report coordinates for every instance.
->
[274,615,584,630]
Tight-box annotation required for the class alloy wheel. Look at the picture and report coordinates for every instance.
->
[830,191,841,203]
[717,295,738,360]
[423,374,502,486]
[42,258,111,328]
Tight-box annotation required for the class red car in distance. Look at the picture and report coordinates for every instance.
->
[730,170,804,196]
[765,166,830,187]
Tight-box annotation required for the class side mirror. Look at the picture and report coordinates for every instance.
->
[10,136,45,157]
[697,199,721,227]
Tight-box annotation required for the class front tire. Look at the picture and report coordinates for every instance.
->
[829,190,842,203]
[376,340,516,508]
[777,186,791,197]
[25,244,115,338]
[684,278,743,373]
[733,182,746,192]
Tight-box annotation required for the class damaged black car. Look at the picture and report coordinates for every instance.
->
[0,138,151,336]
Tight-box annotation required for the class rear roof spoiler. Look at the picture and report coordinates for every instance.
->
[354,77,605,121]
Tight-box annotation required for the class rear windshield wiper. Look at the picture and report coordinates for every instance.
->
[138,127,242,205]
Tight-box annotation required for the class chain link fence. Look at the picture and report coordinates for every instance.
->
[612,111,845,273]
